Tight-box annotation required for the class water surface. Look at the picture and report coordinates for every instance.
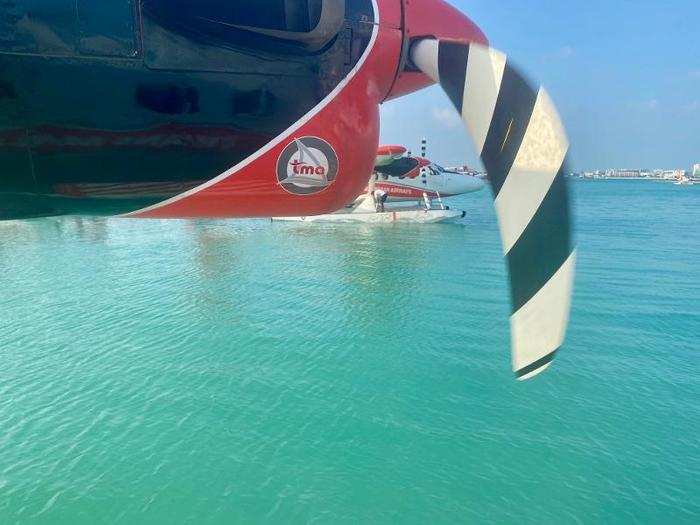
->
[0,181,698,523]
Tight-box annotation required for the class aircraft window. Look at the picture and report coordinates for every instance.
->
[232,90,276,116]
[375,158,420,178]
[136,85,200,115]
[141,0,343,53]
[144,1,287,31]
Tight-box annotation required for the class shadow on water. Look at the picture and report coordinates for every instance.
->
[0,216,109,246]
[169,218,481,338]
[65,217,109,244]
[187,220,242,281]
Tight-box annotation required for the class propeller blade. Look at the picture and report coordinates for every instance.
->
[411,39,576,380]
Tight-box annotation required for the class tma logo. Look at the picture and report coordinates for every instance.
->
[290,159,327,177]
[276,137,339,195]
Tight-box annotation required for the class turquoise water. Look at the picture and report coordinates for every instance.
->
[0,181,698,524]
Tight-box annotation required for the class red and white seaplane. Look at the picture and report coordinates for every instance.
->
[372,145,485,201]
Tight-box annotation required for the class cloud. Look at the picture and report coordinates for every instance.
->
[682,100,699,112]
[431,107,462,128]
[629,99,659,111]
[689,71,700,79]
[542,46,574,62]
[555,46,574,59]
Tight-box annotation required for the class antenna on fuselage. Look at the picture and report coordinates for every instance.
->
[420,138,429,183]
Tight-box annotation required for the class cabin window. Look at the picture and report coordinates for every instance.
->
[135,85,200,115]
[376,158,421,179]
[141,0,343,61]
[141,0,323,35]
[232,90,276,117]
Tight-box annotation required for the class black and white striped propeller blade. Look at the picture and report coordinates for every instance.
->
[411,39,576,380]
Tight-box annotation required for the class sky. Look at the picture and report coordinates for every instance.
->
[379,0,700,171]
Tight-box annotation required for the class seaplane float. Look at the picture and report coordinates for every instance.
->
[0,0,576,380]
[272,189,467,223]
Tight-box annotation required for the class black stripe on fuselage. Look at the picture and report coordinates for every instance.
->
[515,349,557,379]
[438,41,469,114]
[481,63,538,197]
[506,166,572,312]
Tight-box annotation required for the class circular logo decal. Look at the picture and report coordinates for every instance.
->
[276,137,339,195]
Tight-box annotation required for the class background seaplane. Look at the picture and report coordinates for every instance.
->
[276,142,482,222]
[0,0,575,380]
[372,145,485,201]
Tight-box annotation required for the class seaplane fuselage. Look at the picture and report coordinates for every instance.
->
[376,165,485,201]
[372,146,485,201]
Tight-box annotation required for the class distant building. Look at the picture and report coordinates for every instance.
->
[448,165,483,177]
[616,169,643,178]
[572,167,692,181]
